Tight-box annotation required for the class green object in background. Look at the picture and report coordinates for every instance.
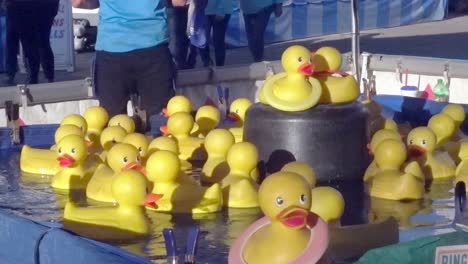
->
[357,231,468,264]
[433,79,450,100]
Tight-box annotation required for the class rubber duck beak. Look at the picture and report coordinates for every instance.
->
[408,145,426,159]
[160,125,169,136]
[276,206,309,229]
[122,161,145,175]
[57,154,76,168]
[145,193,164,208]
[227,112,240,122]
[298,63,314,76]
[162,108,169,118]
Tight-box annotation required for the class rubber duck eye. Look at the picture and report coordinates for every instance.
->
[137,156,141,162]
[111,138,116,144]
[299,194,307,204]
[58,148,62,154]
[409,139,413,145]
[117,122,121,127]
[298,57,303,63]
[276,197,284,206]
[123,156,128,163]
[138,147,142,152]
[422,140,426,145]
[71,148,76,154]
[235,109,239,114]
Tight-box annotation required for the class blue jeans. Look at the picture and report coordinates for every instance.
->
[166,5,191,69]
[198,14,231,67]
[243,5,274,62]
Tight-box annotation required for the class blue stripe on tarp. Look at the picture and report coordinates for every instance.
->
[400,0,414,25]
[377,0,390,28]
[0,124,58,150]
[0,16,5,73]
[322,1,338,35]
[292,4,308,39]
[422,0,437,19]
[358,0,366,30]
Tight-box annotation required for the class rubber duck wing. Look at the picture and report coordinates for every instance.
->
[433,150,456,166]
[403,161,424,181]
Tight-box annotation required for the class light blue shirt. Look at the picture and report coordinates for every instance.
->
[205,0,233,16]
[96,0,168,53]
[239,0,283,15]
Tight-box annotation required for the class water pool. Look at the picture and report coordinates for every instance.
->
[0,150,459,263]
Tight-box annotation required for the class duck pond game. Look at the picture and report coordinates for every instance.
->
[1,46,468,264]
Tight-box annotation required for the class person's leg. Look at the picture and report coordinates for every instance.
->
[133,45,176,132]
[37,1,59,82]
[198,15,214,67]
[4,4,20,84]
[166,6,189,69]
[13,3,40,84]
[212,15,231,66]
[249,5,274,62]
[95,51,130,116]
[242,13,257,62]
[186,44,198,69]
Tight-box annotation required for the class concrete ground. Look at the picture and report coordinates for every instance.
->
[2,13,468,86]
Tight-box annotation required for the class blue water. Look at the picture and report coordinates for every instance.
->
[0,150,458,263]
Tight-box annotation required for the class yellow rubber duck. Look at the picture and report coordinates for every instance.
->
[167,112,205,161]
[20,124,84,175]
[280,162,345,225]
[163,95,193,117]
[201,129,235,183]
[407,127,455,180]
[98,126,128,162]
[258,45,322,112]
[145,150,223,214]
[64,170,150,241]
[147,136,192,171]
[240,171,329,264]
[60,114,88,135]
[122,133,150,160]
[369,139,425,200]
[312,46,360,104]
[368,197,425,229]
[227,98,253,143]
[440,105,467,162]
[51,134,94,190]
[191,105,221,138]
[442,104,466,136]
[86,143,144,203]
[108,114,135,134]
[83,106,109,146]
[221,142,260,208]
[427,113,456,148]
[363,128,402,182]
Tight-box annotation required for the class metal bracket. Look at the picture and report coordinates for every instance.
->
[5,100,20,144]
[18,84,29,113]
[395,59,403,84]
[443,62,451,87]
[85,77,94,97]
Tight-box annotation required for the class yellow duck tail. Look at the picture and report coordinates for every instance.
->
[223,179,259,208]
[20,145,59,175]
[370,174,423,201]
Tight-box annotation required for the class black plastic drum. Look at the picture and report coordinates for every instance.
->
[244,102,370,183]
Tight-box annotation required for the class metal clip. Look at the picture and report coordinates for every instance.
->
[5,101,20,144]
[443,63,450,87]
[395,60,403,83]
[18,84,29,113]
[85,77,93,97]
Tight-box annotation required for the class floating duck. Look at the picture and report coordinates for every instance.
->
[228,98,253,143]
[122,133,150,160]
[145,150,223,214]
[98,126,128,162]
[258,45,322,112]
[167,112,205,161]
[147,136,192,171]
[163,95,193,117]
[280,161,345,225]
[407,127,455,180]
[312,46,359,104]
[368,197,425,229]
[442,104,466,137]
[221,142,260,208]
[51,134,95,190]
[86,143,144,203]
[20,124,84,175]
[229,171,329,264]
[108,114,135,134]
[191,105,221,138]
[440,105,467,162]
[201,129,235,183]
[363,129,402,182]
[369,139,425,200]
[427,113,456,148]
[64,170,150,241]
[83,106,109,146]
[60,114,88,135]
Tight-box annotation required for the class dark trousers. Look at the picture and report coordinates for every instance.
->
[7,1,58,84]
[243,5,274,62]
[5,7,20,79]
[166,5,191,69]
[199,15,231,67]
[95,44,176,131]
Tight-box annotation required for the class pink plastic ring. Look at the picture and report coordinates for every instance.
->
[228,212,329,264]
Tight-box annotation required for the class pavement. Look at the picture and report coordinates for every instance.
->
[2,13,468,86]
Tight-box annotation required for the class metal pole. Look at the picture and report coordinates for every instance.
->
[351,0,361,86]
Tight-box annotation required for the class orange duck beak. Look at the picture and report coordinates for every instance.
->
[160,125,170,136]
[57,154,76,168]
[227,112,240,122]
[408,145,426,159]
[298,63,315,76]
[122,161,146,176]
[276,206,309,229]
[145,193,164,208]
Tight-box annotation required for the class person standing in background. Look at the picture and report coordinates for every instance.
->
[72,0,184,132]
[167,0,193,69]
[2,0,20,86]
[239,0,283,62]
[5,0,59,84]
[198,0,232,67]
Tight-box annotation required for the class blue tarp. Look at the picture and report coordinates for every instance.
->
[225,0,448,47]
[0,210,151,264]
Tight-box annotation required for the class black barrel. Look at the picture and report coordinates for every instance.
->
[244,102,370,183]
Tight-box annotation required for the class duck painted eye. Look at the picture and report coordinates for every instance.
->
[422,140,426,145]
[299,194,307,204]
[111,138,116,144]
[409,139,413,145]
[138,147,143,152]
[71,148,76,154]
[58,148,62,154]
[123,156,128,163]
[117,122,121,127]
[276,197,284,206]
[136,156,141,162]
[235,109,239,114]
[298,57,303,63]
